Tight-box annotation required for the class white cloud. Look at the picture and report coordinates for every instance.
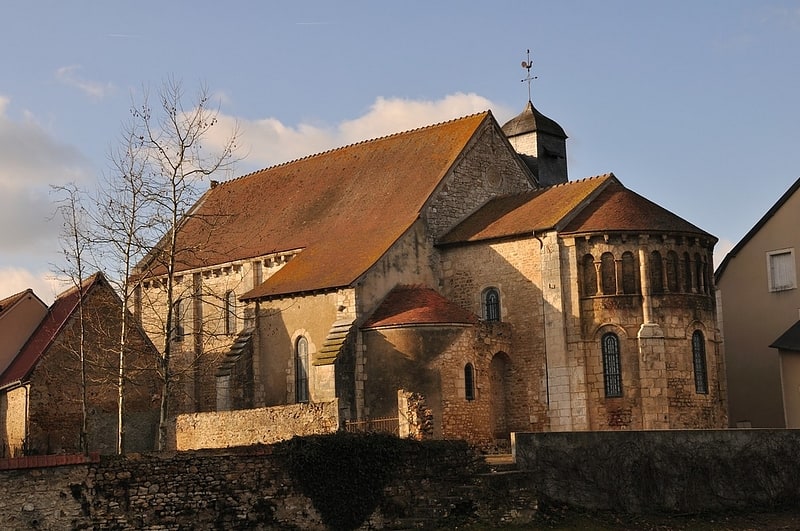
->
[0,267,61,305]
[55,65,114,100]
[206,92,510,170]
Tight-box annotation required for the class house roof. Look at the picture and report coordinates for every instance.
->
[0,289,39,317]
[0,273,104,389]
[770,320,800,352]
[362,285,478,329]
[560,180,715,240]
[438,174,614,245]
[138,112,494,301]
[715,175,800,281]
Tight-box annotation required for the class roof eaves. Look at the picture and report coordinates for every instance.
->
[715,175,800,282]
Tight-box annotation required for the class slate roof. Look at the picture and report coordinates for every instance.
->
[139,112,494,301]
[0,274,103,389]
[770,320,800,352]
[438,174,612,245]
[362,285,478,329]
[501,100,567,139]
[560,180,715,240]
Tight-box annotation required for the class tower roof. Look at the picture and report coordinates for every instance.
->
[501,100,567,139]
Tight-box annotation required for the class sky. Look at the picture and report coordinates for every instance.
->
[1,1,799,303]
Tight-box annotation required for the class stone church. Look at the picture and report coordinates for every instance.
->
[134,99,727,448]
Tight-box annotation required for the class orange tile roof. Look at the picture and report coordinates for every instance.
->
[362,285,478,329]
[144,113,492,300]
[438,174,613,245]
[561,181,715,240]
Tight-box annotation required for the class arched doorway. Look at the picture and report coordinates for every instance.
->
[489,352,512,441]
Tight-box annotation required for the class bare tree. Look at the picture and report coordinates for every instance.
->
[126,79,239,450]
[52,183,92,455]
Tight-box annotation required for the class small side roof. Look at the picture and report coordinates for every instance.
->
[0,273,104,389]
[362,285,478,329]
[770,320,800,352]
[0,289,46,317]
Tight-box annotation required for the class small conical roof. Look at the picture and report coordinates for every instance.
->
[501,100,567,139]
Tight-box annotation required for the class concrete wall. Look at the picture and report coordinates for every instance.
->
[514,429,800,513]
[173,401,340,450]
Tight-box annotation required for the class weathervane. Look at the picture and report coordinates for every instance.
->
[521,49,537,102]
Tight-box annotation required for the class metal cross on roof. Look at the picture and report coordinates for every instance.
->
[521,49,537,102]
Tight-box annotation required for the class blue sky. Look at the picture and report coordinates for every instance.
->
[1,1,799,301]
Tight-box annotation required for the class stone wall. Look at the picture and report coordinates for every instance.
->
[173,401,339,450]
[0,437,536,530]
[513,429,800,513]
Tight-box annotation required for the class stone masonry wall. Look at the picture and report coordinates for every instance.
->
[173,401,339,450]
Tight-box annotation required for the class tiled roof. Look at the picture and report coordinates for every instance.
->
[561,180,714,239]
[438,174,613,245]
[140,112,492,300]
[362,285,478,329]
[0,289,35,316]
[0,274,103,388]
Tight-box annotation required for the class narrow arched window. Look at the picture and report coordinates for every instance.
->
[692,331,708,394]
[171,299,185,342]
[621,252,637,294]
[650,251,664,294]
[483,288,501,322]
[295,336,309,403]
[666,251,679,292]
[224,290,236,335]
[601,252,616,295]
[602,333,623,398]
[694,253,705,293]
[683,252,693,293]
[582,254,597,297]
[464,363,475,401]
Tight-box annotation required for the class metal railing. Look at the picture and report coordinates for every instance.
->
[344,416,399,436]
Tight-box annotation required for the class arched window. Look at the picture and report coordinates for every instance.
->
[171,299,185,342]
[601,333,623,397]
[666,251,679,292]
[224,290,236,335]
[464,363,475,401]
[692,331,709,394]
[582,254,597,297]
[650,251,664,294]
[683,252,693,293]
[695,253,705,293]
[483,288,501,322]
[295,336,309,403]
[621,252,637,294]
[601,252,616,295]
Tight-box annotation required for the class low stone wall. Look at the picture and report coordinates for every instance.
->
[173,400,339,450]
[513,429,800,513]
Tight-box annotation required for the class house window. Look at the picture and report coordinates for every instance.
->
[692,331,709,394]
[171,299,185,342]
[601,333,623,398]
[601,252,616,295]
[483,288,501,322]
[767,249,796,292]
[224,290,236,335]
[582,254,597,297]
[621,251,637,294]
[465,363,475,401]
[295,336,309,403]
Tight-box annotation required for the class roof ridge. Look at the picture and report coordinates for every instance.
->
[214,112,491,188]
[537,173,616,191]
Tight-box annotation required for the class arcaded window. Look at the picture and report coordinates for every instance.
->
[601,252,616,295]
[694,253,705,293]
[171,299,185,342]
[602,333,623,398]
[483,288,501,322]
[224,290,236,335]
[692,331,709,394]
[582,254,597,297]
[295,336,310,403]
[666,251,679,292]
[465,363,475,401]
[767,249,796,292]
[683,252,693,292]
[621,252,637,294]
[649,251,664,294]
